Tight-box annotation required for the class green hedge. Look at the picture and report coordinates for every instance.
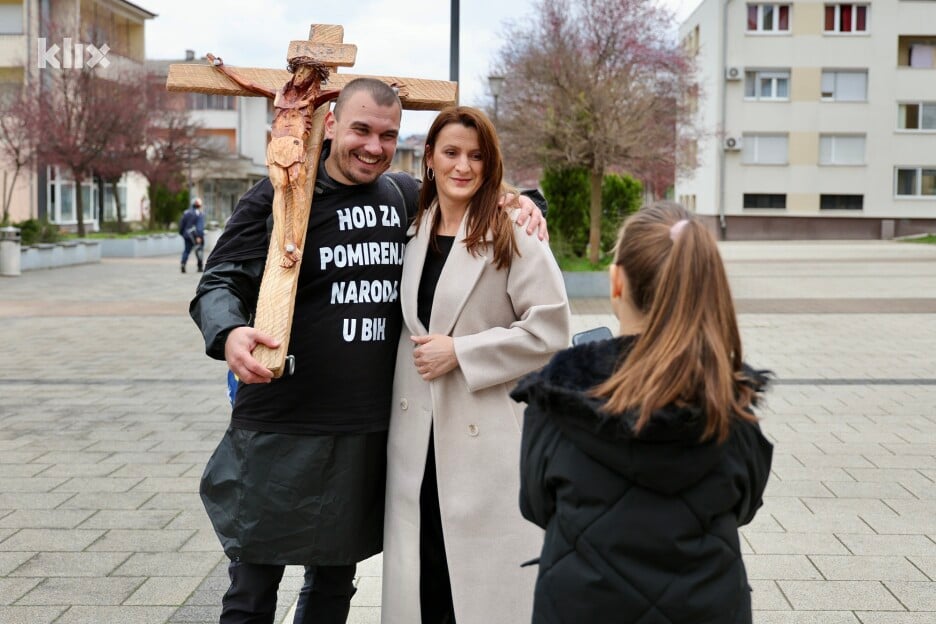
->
[541,167,642,264]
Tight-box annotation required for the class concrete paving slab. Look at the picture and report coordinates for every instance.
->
[809,555,930,581]
[86,529,195,553]
[0,529,104,552]
[125,576,204,606]
[8,552,130,577]
[883,581,936,611]
[14,576,144,605]
[0,510,95,530]
[777,580,906,610]
[111,552,225,578]
[55,606,176,624]
[754,613,862,624]
[0,606,66,624]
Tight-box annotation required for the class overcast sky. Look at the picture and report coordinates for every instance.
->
[144,0,699,138]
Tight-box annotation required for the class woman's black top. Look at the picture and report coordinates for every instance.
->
[417,235,455,329]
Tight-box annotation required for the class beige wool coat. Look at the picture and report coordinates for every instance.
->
[381,207,571,624]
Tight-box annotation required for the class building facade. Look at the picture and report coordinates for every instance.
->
[0,0,155,229]
[677,0,936,239]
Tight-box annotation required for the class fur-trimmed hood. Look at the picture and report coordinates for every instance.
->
[511,335,769,496]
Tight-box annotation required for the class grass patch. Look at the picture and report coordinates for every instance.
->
[900,235,936,245]
[64,229,175,240]
[554,252,613,272]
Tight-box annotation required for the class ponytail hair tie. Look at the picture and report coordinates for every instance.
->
[669,219,689,241]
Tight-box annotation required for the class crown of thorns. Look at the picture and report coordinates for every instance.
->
[286,57,330,83]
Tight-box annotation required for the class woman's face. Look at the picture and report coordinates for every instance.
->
[427,123,484,210]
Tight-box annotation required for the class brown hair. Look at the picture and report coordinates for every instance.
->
[333,78,401,118]
[593,201,759,442]
[416,106,518,270]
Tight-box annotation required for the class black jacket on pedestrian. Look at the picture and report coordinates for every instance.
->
[510,336,773,624]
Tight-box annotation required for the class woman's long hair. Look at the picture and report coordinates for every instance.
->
[415,106,518,270]
[593,201,759,442]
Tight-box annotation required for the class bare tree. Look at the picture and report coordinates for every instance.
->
[35,60,148,236]
[495,0,700,262]
[0,93,36,225]
[136,77,218,230]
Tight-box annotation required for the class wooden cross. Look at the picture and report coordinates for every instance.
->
[167,24,457,377]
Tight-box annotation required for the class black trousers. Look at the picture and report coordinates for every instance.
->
[220,560,356,624]
[420,431,457,624]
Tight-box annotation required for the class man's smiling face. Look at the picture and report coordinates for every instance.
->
[324,90,401,186]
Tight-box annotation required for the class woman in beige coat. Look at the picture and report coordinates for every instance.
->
[382,107,571,624]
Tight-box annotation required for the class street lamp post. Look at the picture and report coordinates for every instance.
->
[488,74,505,125]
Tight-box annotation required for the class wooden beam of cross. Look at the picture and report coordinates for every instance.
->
[167,24,457,378]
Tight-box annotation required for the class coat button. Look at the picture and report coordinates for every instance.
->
[400,398,408,410]
[467,424,479,436]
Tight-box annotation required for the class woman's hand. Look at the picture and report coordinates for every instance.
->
[411,334,459,381]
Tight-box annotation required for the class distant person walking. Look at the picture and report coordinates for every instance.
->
[179,198,205,273]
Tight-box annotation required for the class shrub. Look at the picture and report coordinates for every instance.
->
[541,167,643,262]
[14,219,62,246]
[541,167,590,257]
[601,173,643,252]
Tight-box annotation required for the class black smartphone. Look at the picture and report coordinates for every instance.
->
[571,326,613,346]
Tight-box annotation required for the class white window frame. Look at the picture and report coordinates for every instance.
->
[894,167,936,198]
[747,4,791,34]
[742,134,789,165]
[745,70,790,101]
[824,4,869,34]
[821,70,868,102]
[819,134,866,166]
[898,102,936,131]
[46,166,100,227]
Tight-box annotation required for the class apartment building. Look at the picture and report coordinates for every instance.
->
[0,0,155,228]
[677,0,936,239]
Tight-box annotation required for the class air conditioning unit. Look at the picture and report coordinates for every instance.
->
[725,66,743,81]
[724,136,742,151]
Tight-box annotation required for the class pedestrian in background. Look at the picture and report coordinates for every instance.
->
[179,197,205,273]
[512,201,774,624]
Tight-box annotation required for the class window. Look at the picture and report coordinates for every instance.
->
[819,135,865,165]
[747,4,791,33]
[742,134,788,165]
[824,4,868,33]
[899,102,936,130]
[821,70,867,101]
[744,194,786,209]
[744,70,790,100]
[899,37,936,68]
[820,194,863,210]
[895,167,936,197]
[0,4,23,35]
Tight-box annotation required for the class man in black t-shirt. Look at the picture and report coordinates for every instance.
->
[191,78,545,624]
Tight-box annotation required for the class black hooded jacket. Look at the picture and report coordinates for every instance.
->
[510,336,773,624]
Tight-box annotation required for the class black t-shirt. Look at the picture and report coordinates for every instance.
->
[225,157,419,434]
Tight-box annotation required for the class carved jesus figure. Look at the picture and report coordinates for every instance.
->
[207,53,339,268]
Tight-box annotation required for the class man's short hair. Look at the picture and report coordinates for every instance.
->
[333,78,401,118]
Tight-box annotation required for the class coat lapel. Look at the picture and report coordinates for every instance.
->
[400,218,428,336]
[429,210,488,337]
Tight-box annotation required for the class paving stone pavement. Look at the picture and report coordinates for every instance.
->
[0,240,934,623]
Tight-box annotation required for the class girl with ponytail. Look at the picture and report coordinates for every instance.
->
[511,201,773,624]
